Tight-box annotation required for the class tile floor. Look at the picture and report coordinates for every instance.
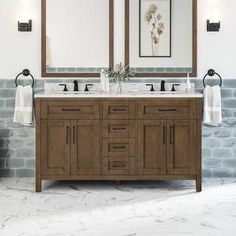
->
[0,178,236,236]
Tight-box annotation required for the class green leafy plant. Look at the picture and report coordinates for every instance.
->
[104,63,136,83]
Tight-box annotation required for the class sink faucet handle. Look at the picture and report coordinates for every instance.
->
[146,84,155,92]
[73,80,79,91]
[84,84,93,92]
[59,84,68,92]
[171,84,180,92]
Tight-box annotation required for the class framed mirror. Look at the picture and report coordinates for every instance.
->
[42,0,114,77]
[125,0,197,77]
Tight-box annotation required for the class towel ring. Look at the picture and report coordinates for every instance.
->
[203,69,222,87]
[15,69,35,88]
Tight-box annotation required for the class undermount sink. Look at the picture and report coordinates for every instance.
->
[54,91,97,95]
[140,91,187,95]
[153,91,186,94]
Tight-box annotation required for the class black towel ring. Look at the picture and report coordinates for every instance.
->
[203,69,222,87]
[15,69,35,88]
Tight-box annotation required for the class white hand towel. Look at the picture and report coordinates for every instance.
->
[203,85,222,126]
[13,85,34,126]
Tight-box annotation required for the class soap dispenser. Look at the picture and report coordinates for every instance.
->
[100,69,106,91]
[185,73,191,93]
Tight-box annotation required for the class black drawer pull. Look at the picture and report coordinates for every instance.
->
[111,164,126,168]
[112,146,126,149]
[112,127,126,131]
[62,108,81,112]
[112,108,127,112]
[158,109,177,112]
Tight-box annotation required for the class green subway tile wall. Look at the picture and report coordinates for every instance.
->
[0,78,236,177]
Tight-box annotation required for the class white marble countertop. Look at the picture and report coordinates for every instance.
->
[35,91,203,98]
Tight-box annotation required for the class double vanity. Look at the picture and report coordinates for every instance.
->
[36,0,201,192]
[35,89,203,192]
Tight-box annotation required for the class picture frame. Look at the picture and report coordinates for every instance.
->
[139,0,172,58]
[125,0,197,77]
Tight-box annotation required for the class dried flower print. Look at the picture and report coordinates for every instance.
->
[157,14,162,21]
[145,12,152,22]
[144,2,165,56]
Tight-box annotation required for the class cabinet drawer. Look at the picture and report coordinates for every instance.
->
[103,156,136,175]
[41,100,100,119]
[110,160,128,170]
[103,138,136,157]
[138,100,196,119]
[103,120,136,138]
[103,100,136,119]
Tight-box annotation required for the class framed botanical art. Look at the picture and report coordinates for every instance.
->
[125,0,197,77]
[139,0,171,58]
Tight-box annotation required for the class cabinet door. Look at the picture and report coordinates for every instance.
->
[138,120,166,175]
[41,120,71,176]
[71,120,100,175]
[167,120,196,175]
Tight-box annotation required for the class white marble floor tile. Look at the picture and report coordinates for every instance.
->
[0,179,236,236]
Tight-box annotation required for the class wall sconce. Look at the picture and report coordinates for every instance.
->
[18,19,32,32]
[207,20,220,32]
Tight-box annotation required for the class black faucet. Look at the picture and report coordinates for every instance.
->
[146,84,154,92]
[160,80,165,91]
[59,84,68,92]
[73,80,79,91]
[171,84,180,92]
[84,84,93,92]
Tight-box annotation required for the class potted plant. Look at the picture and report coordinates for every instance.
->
[104,63,136,93]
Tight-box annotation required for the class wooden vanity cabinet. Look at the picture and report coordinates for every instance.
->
[102,100,137,176]
[166,120,197,175]
[36,98,202,192]
[40,120,71,176]
[40,119,100,176]
[137,99,202,192]
[36,99,100,192]
[71,120,100,176]
[138,120,197,174]
[138,120,167,175]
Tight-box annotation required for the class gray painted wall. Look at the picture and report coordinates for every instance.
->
[0,78,236,178]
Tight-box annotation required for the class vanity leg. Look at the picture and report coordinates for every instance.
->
[36,177,42,192]
[115,180,121,185]
[196,177,202,192]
